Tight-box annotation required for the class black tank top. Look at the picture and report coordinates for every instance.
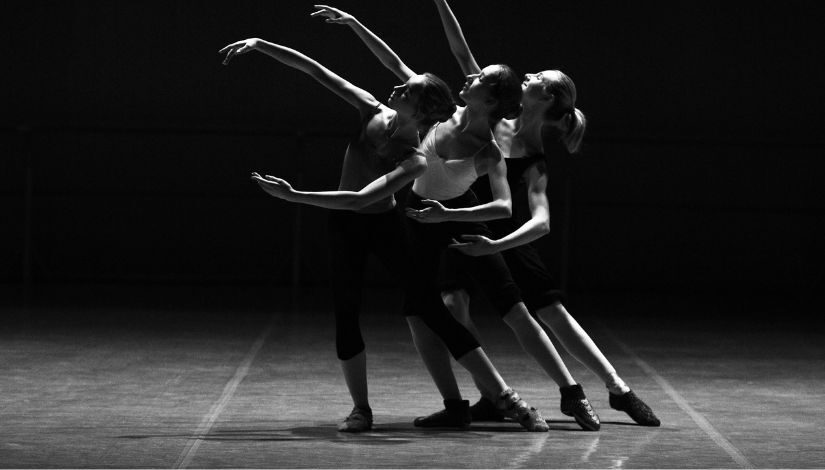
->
[470,136,569,236]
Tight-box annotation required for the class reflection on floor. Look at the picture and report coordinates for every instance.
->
[0,285,822,468]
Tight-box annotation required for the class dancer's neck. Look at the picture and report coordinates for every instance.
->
[458,105,494,135]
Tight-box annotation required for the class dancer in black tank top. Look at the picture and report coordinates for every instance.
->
[432,0,661,427]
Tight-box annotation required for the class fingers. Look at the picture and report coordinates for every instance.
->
[264,174,287,184]
[218,43,237,54]
[310,5,337,18]
[405,209,427,221]
[222,49,235,66]
[459,234,483,242]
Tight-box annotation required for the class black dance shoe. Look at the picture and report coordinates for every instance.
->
[609,390,661,426]
[413,399,471,428]
[560,384,601,431]
[469,396,505,422]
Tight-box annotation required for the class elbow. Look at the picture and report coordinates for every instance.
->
[342,195,367,211]
[498,200,512,219]
[410,160,428,179]
[537,218,551,235]
[348,198,369,211]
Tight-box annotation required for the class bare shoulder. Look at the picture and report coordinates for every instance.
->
[474,139,504,175]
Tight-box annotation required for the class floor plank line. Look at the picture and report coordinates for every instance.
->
[173,316,275,469]
[598,322,756,469]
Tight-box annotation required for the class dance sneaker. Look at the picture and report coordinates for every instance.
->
[496,389,549,432]
[609,390,661,426]
[413,399,471,428]
[469,396,505,422]
[338,406,373,433]
[560,384,601,431]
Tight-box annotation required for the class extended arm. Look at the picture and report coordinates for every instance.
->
[219,38,379,114]
[311,5,416,81]
[252,153,426,211]
[432,0,481,75]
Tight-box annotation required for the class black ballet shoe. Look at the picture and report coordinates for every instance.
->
[560,383,601,431]
[609,390,661,426]
[413,399,471,428]
[469,396,505,422]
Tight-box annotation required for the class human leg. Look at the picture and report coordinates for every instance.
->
[328,211,373,431]
[506,243,658,426]
[462,247,599,430]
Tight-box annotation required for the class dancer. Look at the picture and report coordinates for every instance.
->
[311,5,599,431]
[430,0,660,426]
[220,37,548,432]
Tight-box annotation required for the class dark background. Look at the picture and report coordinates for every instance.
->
[2,1,824,312]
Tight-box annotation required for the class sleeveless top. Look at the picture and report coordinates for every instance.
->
[411,122,487,201]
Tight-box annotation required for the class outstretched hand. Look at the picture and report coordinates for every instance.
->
[251,172,294,200]
[448,234,500,256]
[405,199,451,223]
[219,39,259,65]
[310,4,356,25]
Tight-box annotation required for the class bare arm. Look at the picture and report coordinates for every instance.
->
[407,143,512,223]
[252,153,426,211]
[311,5,416,81]
[432,0,481,75]
[219,38,379,115]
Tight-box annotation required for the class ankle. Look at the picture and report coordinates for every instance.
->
[606,372,631,395]
[560,383,586,400]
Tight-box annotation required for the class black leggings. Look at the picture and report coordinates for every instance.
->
[404,191,522,318]
[441,240,565,312]
[328,208,480,361]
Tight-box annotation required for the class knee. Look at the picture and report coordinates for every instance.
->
[441,289,471,324]
[536,302,566,326]
[503,303,540,332]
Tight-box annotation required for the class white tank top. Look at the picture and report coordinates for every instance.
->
[412,123,488,200]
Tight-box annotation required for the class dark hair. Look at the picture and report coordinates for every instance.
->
[415,72,458,128]
[486,64,523,122]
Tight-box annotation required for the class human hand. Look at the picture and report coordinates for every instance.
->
[448,234,500,256]
[219,38,259,65]
[405,199,450,223]
[251,172,294,199]
[310,5,356,25]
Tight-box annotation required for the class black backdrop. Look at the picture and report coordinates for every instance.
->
[2,1,824,297]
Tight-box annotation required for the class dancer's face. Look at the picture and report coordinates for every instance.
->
[522,70,557,103]
[458,65,502,106]
[388,74,427,117]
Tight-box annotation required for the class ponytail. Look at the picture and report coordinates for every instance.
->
[562,108,586,154]
[540,70,586,154]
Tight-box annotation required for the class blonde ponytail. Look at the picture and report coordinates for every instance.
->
[562,108,586,154]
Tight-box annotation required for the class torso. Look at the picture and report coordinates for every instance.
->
[469,120,566,232]
[411,107,498,200]
[338,104,418,213]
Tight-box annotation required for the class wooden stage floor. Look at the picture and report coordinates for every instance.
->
[0,285,822,468]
